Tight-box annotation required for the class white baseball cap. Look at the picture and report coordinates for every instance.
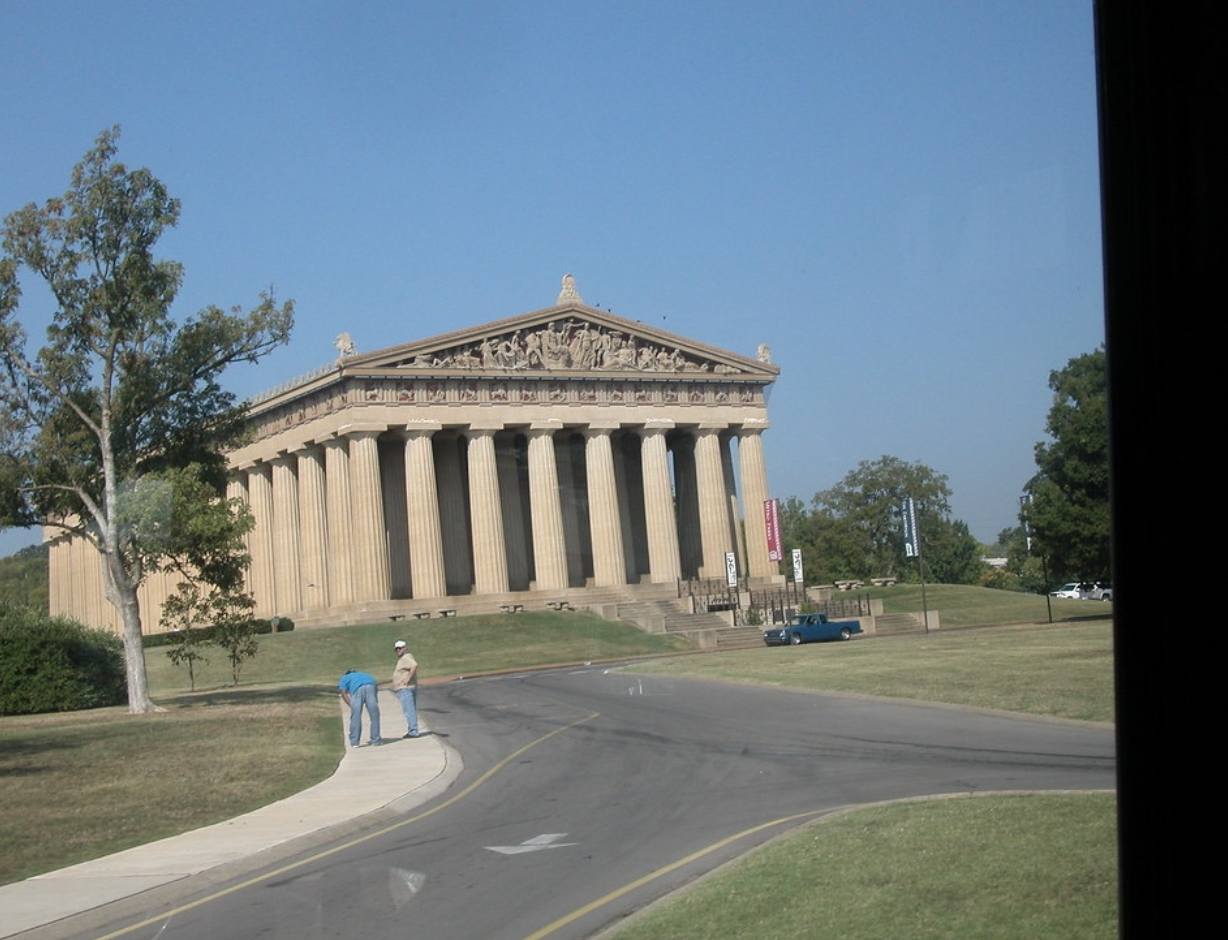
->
[394,640,407,649]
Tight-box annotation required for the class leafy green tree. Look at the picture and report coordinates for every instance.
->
[0,128,292,713]
[924,518,987,585]
[779,457,984,585]
[161,578,259,688]
[0,543,49,610]
[814,455,959,581]
[987,524,1047,593]
[777,496,864,585]
[1022,347,1109,585]
[160,582,214,692]
[211,605,260,686]
[163,625,210,692]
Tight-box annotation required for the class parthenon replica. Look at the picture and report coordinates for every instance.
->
[48,276,781,631]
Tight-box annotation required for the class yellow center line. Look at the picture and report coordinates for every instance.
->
[516,809,831,940]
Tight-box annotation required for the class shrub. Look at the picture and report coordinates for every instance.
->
[0,604,126,714]
[265,616,294,633]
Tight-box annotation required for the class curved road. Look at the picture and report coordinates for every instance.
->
[67,667,1115,940]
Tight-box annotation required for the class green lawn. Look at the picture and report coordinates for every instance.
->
[143,609,694,692]
[850,582,1110,628]
[632,618,1114,722]
[612,793,1117,940]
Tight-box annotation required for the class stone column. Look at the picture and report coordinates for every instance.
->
[672,434,701,578]
[694,427,731,580]
[227,475,250,594]
[497,433,531,591]
[322,436,355,606]
[296,444,329,610]
[640,425,682,583]
[527,424,569,591]
[348,429,391,602]
[381,441,410,599]
[246,463,276,616]
[77,532,105,628]
[467,427,510,595]
[737,426,776,578]
[404,425,447,599]
[613,431,646,580]
[555,434,587,585]
[46,529,67,618]
[585,424,627,587]
[435,432,473,594]
[270,454,302,613]
[720,432,745,577]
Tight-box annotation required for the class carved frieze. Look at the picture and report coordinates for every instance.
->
[244,374,764,445]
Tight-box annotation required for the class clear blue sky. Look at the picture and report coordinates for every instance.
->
[2,1,1105,557]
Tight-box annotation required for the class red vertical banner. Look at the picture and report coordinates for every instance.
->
[764,498,783,561]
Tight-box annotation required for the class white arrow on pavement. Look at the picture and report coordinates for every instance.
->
[485,833,577,855]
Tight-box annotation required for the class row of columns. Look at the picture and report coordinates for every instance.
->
[232,422,774,618]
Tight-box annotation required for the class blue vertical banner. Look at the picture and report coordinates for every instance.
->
[902,497,920,559]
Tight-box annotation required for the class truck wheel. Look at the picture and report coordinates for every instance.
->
[839,627,852,640]
[790,632,802,645]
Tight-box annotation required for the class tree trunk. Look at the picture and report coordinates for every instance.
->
[103,550,159,714]
[118,583,158,713]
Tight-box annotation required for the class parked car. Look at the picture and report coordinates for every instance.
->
[764,613,863,646]
[1050,581,1113,601]
[1050,582,1083,599]
[1082,581,1113,601]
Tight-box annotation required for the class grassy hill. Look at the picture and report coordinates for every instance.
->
[851,582,1111,628]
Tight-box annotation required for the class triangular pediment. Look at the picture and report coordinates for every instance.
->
[336,303,779,381]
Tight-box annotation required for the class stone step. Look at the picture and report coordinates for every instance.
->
[874,612,927,635]
[291,581,683,630]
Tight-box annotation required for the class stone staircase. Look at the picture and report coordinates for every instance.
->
[290,580,769,650]
[872,612,929,635]
[614,598,764,650]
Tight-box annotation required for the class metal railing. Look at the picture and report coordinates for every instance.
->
[677,578,870,627]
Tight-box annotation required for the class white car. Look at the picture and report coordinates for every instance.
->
[1050,581,1112,601]
[1082,581,1113,601]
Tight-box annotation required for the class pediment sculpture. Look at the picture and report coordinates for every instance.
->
[401,319,742,374]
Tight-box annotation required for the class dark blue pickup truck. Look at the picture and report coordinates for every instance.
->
[763,613,863,646]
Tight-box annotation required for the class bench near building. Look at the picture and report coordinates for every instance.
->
[48,277,782,632]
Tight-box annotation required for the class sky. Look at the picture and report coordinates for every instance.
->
[1,0,1105,557]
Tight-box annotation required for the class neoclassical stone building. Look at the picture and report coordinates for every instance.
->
[48,277,781,631]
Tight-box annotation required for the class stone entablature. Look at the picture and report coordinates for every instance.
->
[244,376,767,450]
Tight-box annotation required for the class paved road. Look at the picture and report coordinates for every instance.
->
[49,667,1115,940]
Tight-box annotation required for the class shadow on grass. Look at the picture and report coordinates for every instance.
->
[0,737,80,775]
[160,684,336,709]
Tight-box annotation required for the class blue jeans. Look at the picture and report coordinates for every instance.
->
[397,687,419,736]
[348,683,382,746]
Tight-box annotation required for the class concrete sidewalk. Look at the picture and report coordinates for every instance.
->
[0,690,457,939]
